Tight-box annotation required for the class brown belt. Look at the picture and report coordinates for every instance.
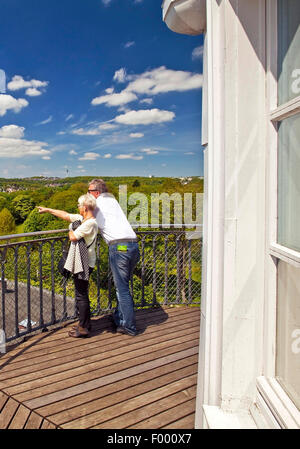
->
[108,238,138,246]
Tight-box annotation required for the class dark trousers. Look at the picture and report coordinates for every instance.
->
[74,267,93,329]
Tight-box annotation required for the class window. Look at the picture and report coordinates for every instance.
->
[269,0,300,417]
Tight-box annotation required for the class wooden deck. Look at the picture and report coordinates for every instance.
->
[0,306,200,429]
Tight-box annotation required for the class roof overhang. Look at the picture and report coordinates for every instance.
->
[162,0,206,36]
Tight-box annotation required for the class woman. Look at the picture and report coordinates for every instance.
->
[37,194,98,338]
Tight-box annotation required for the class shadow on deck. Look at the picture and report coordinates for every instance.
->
[0,306,200,429]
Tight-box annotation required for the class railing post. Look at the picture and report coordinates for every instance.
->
[50,241,56,324]
[39,243,44,327]
[164,234,169,305]
[26,244,32,333]
[14,247,20,338]
[1,253,6,336]
[176,235,181,304]
[96,235,101,313]
[152,235,158,306]
[141,235,146,307]
[188,239,192,304]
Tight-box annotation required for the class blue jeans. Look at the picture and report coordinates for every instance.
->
[109,242,140,333]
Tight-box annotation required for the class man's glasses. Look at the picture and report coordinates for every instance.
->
[88,189,98,193]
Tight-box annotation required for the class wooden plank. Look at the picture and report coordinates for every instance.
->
[40,419,57,429]
[6,332,199,398]
[0,309,200,371]
[22,346,198,410]
[62,376,197,429]
[4,306,196,354]
[24,411,43,429]
[0,398,19,429]
[36,354,198,418]
[0,319,200,384]
[8,404,31,429]
[0,322,199,388]
[0,391,9,413]
[129,399,196,429]
[89,384,197,430]
[164,413,195,429]
[49,363,198,426]
[0,307,199,363]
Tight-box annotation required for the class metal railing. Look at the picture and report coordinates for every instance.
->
[0,229,202,343]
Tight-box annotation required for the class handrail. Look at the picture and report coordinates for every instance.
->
[0,224,202,242]
[0,229,202,344]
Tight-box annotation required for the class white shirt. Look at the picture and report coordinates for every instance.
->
[68,214,98,267]
[94,193,137,244]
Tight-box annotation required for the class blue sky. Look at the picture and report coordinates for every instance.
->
[0,0,204,178]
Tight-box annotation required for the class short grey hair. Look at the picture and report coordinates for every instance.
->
[78,194,96,210]
[89,178,108,193]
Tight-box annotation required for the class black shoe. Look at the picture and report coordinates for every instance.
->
[108,314,117,328]
[116,326,137,337]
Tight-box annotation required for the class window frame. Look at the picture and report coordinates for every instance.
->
[262,0,300,428]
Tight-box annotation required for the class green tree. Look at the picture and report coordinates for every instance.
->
[0,195,7,211]
[48,190,81,213]
[132,179,140,188]
[12,195,35,222]
[0,208,16,236]
[23,209,69,237]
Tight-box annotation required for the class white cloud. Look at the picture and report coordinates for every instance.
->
[140,148,159,155]
[7,75,48,92]
[71,122,118,136]
[0,125,51,159]
[103,153,112,159]
[0,95,29,116]
[192,45,204,60]
[115,153,143,160]
[130,132,144,138]
[114,108,175,126]
[72,127,101,136]
[125,66,203,95]
[42,156,51,160]
[92,90,137,108]
[25,87,42,96]
[37,115,52,125]
[78,152,100,160]
[66,114,74,121]
[105,87,114,94]
[113,68,127,83]
[69,149,77,155]
[0,125,25,139]
[98,122,118,130]
[184,152,196,155]
[102,0,112,5]
[140,98,153,105]
[124,41,135,49]
[57,131,66,135]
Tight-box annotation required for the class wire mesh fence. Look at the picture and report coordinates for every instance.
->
[0,229,201,344]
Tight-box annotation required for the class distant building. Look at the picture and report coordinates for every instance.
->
[163,0,300,429]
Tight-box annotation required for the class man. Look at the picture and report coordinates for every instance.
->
[88,179,140,336]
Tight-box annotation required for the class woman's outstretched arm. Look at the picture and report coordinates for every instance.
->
[36,206,72,222]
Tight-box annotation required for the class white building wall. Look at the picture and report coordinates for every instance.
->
[196,0,268,427]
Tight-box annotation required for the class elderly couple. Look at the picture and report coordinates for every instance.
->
[37,179,140,338]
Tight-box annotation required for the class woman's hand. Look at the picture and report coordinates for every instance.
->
[37,206,49,214]
[69,230,78,242]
